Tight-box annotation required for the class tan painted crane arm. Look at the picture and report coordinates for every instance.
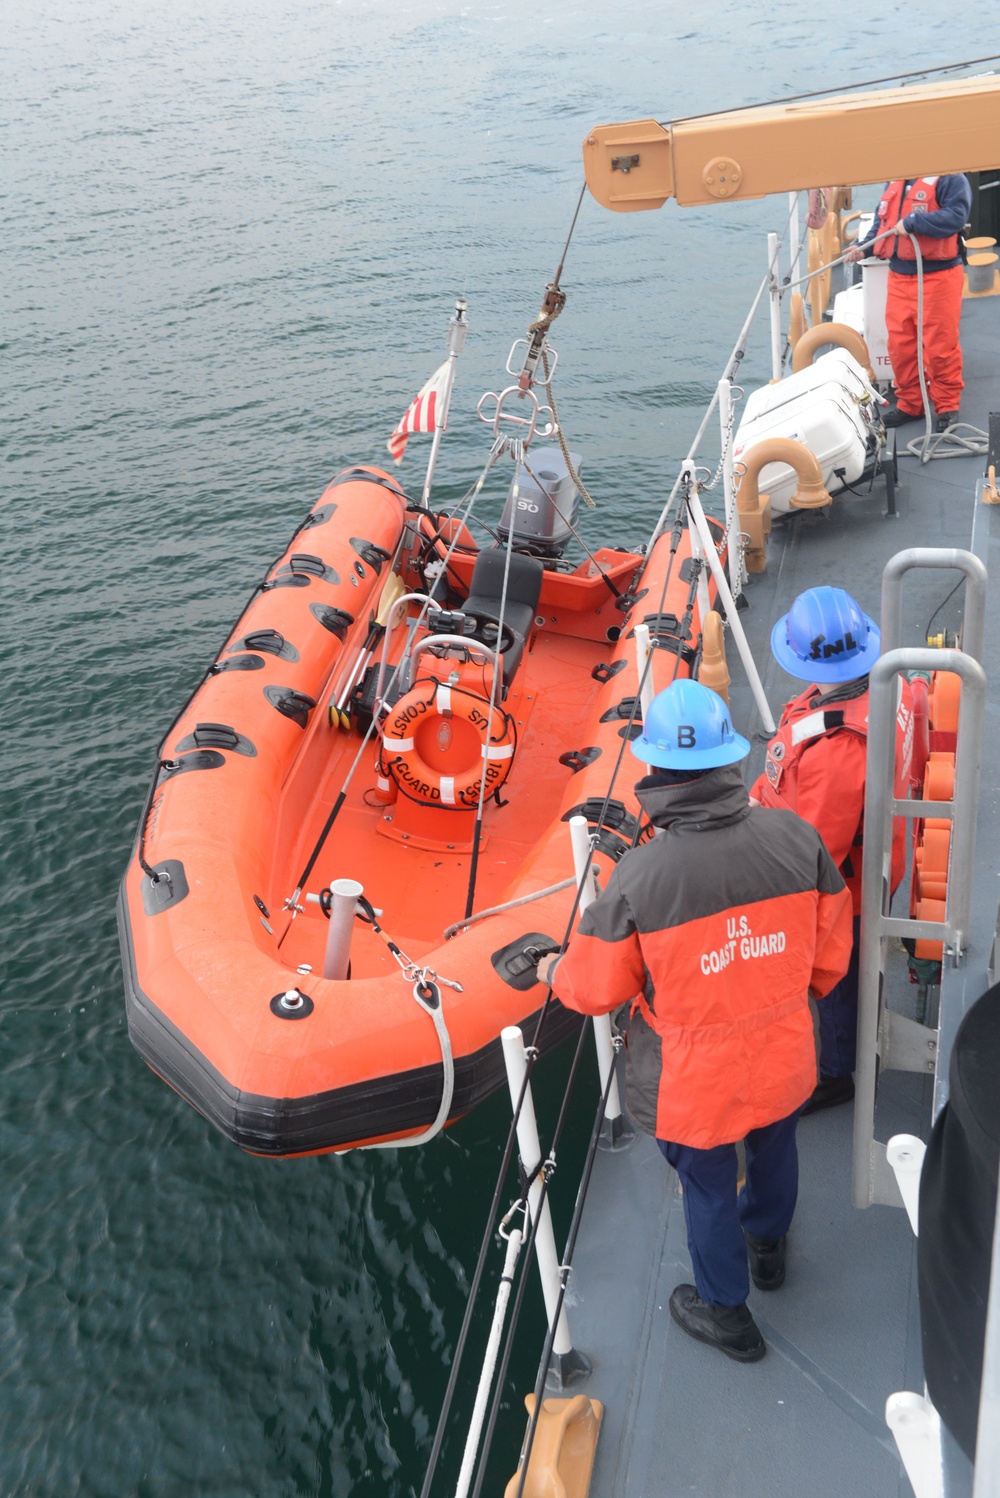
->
[583,75,1000,212]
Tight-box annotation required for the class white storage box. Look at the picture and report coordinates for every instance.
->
[831,282,864,334]
[861,260,894,385]
[733,347,883,515]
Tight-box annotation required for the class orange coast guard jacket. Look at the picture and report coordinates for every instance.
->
[750,679,913,915]
[550,765,853,1149]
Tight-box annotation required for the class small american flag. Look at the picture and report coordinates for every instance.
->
[386,360,451,464]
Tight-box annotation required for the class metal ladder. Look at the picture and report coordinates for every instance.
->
[852,548,988,1210]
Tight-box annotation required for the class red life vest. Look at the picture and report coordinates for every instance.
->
[756,681,914,909]
[872,179,960,264]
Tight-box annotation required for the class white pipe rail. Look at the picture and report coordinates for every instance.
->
[718,378,742,599]
[788,191,801,289]
[885,1393,944,1498]
[649,211,793,543]
[421,299,468,508]
[322,879,364,980]
[768,232,783,381]
[453,1227,523,1498]
[569,816,623,1129]
[887,1134,926,1236]
[681,461,714,630]
[685,489,776,736]
[853,645,986,1209]
[634,623,655,725]
[501,1026,573,1360]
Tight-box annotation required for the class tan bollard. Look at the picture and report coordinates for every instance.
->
[699,611,731,705]
[787,292,808,355]
[504,1394,604,1498]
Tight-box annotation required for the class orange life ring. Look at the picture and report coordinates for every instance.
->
[381,680,516,808]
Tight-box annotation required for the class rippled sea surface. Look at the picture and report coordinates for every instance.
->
[3,3,996,1492]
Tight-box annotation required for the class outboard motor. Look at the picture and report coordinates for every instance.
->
[498,447,581,560]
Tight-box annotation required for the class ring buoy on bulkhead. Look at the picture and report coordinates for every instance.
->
[381,680,516,808]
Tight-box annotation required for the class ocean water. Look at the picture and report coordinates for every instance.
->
[2,2,996,1492]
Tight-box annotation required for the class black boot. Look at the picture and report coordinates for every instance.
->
[882,405,922,428]
[745,1232,786,1290]
[668,1285,766,1362]
[800,1072,855,1116]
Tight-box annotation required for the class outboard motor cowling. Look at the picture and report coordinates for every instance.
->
[498,447,581,559]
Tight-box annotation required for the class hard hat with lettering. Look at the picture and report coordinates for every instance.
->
[771,585,881,683]
[631,679,751,769]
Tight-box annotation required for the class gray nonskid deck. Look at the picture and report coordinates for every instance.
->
[555,293,1000,1496]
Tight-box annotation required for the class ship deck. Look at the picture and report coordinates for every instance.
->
[557,290,1000,1497]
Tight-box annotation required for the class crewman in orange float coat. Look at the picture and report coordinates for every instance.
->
[846,173,972,432]
[536,680,852,1363]
[751,587,913,1114]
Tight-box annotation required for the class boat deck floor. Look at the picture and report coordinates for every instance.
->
[559,292,1000,1497]
[275,627,606,975]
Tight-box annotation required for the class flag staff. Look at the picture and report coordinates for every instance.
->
[421,299,468,508]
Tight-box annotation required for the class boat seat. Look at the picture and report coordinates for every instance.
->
[462,548,544,683]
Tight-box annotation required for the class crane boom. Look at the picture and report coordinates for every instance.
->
[583,75,1000,212]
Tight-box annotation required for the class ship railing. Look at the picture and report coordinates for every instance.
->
[853,549,988,1211]
[649,191,807,573]
[421,741,653,1496]
[420,974,618,1498]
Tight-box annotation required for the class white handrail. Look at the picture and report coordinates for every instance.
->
[685,489,775,736]
[453,1226,523,1498]
[569,816,623,1129]
[501,1026,573,1359]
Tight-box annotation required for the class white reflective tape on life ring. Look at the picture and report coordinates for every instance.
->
[482,741,515,761]
[382,734,415,752]
[440,776,456,804]
[435,684,453,717]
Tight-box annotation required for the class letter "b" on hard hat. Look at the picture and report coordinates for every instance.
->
[632,680,750,768]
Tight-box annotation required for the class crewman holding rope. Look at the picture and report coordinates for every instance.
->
[750,587,913,1113]
[845,173,972,432]
[536,680,852,1363]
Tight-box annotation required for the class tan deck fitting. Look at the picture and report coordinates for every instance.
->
[504,1394,604,1498]
[583,76,1000,210]
[699,610,731,704]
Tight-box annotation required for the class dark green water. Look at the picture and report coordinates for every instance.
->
[3,3,994,1492]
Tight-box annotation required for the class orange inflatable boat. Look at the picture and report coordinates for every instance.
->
[118,463,723,1154]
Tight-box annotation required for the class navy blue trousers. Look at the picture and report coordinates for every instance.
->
[818,915,861,1078]
[658,1107,801,1306]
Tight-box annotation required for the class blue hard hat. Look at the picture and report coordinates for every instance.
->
[631,679,751,769]
[771,586,881,684]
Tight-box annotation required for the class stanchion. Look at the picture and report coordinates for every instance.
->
[501,1026,589,1388]
[568,817,632,1149]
